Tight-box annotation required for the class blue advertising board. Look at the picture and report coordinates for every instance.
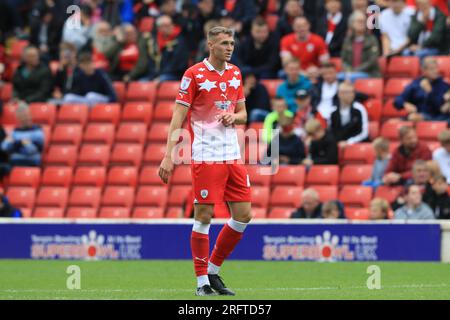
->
[0,222,441,261]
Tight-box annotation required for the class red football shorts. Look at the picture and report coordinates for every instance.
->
[191,162,251,204]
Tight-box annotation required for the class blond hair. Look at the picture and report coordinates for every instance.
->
[438,129,450,144]
[207,26,234,41]
[372,137,389,152]
[305,118,322,135]
[370,198,390,216]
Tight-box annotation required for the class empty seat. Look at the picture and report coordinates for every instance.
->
[126,81,156,102]
[33,207,64,219]
[381,99,408,120]
[340,165,373,185]
[369,121,379,141]
[72,167,106,187]
[107,166,138,186]
[386,56,419,78]
[0,83,13,102]
[101,186,135,208]
[51,124,83,146]
[270,186,303,208]
[435,56,450,78]
[374,186,403,203]
[112,81,125,103]
[68,187,102,208]
[245,165,271,186]
[310,185,338,202]
[99,207,131,219]
[268,207,294,219]
[363,99,382,122]
[41,167,72,187]
[384,78,412,100]
[57,104,89,125]
[115,123,147,144]
[83,123,115,146]
[36,187,68,208]
[171,165,192,185]
[10,40,28,60]
[265,14,279,31]
[1,102,18,125]
[78,144,110,166]
[153,101,174,122]
[341,143,375,165]
[167,185,190,206]
[138,16,154,33]
[260,79,283,98]
[121,102,153,124]
[416,121,447,141]
[165,207,184,218]
[306,165,339,186]
[252,208,268,219]
[8,167,41,188]
[133,207,164,219]
[345,208,370,220]
[89,103,120,125]
[272,165,305,186]
[45,145,77,167]
[29,103,56,126]
[147,122,170,142]
[251,186,270,208]
[6,187,36,209]
[135,186,168,208]
[380,120,413,140]
[157,81,179,100]
[110,144,143,166]
[139,166,165,185]
[339,186,372,208]
[143,144,166,164]
[354,78,383,100]
[66,207,98,219]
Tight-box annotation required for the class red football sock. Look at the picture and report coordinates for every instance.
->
[191,231,209,277]
[210,224,244,267]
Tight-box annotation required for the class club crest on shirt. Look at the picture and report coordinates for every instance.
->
[180,76,192,90]
[200,189,208,199]
[307,43,315,52]
[219,82,227,92]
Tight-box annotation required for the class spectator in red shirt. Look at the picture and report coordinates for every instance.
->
[280,16,330,70]
[383,126,432,185]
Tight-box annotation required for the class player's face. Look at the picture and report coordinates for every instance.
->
[209,33,235,62]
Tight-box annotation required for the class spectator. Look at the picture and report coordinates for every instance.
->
[0,125,7,179]
[322,200,342,219]
[314,0,348,57]
[369,198,390,220]
[406,159,432,186]
[12,46,52,103]
[62,4,94,51]
[91,21,115,71]
[214,0,257,36]
[276,0,304,38]
[280,16,329,70]
[147,15,189,82]
[441,89,450,118]
[394,184,435,220]
[433,129,450,183]
[384,126,432,184]
[292,89,327,138]
[62,52,117,107]
[106,23,148,82]
[379,0,415,57]
[305,65,320,85]
[423,175,450,219]
[406,0,447,58]
[303,118,339,165]
[262,96,293,143]
[340,10,381,82]
[363,137,391,188]
[243,71,271,123]
[329,82,369,148]
[1,103,44,167]
[0,188,22,218]
[235,17,280,79]
[394,57,450,123]
[276,58,312,113]
[291,188,322,218]
[52,42,78,102]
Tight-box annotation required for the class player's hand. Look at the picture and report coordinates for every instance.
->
[217,113,236,127]
[159,155,174,184]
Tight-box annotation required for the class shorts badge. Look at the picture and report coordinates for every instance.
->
[200,189,208,199]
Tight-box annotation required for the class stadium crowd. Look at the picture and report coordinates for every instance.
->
[0,0,449,220]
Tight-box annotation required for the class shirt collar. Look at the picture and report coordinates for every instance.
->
[203,58,232,73]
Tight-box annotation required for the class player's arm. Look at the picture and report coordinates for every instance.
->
[219,101,247,126]
[158,103,189,184]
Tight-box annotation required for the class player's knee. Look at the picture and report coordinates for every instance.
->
[234,210,252,224]
[194,205,214,224]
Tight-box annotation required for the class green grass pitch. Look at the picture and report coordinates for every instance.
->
[1,260,450,300]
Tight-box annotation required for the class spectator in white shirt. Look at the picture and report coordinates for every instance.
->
[433,129,450,184]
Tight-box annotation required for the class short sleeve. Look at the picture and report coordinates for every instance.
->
[317,37,329,56]
[175,69,196,108]
[236,70,245,103]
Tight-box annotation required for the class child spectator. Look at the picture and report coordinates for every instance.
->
[363,137,391,188]
[369,198,390,220]
[322,201,342,219]
[303,118,338,165]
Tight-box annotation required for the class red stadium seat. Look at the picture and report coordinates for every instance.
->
[36,187,68,208]
[435,56,450,78]
[29,103,56,126]
[380,120,413,140]
[57,104,89,125]
[153,101,174,122]
[45,145,77,167]
[83,123,115,146]
[135,186,168,208]
[99,207,131,219]
[41,167,72,187]
[66,207,98,219]
[133,207,164,219]
[107,166,138,187]
[8,167,41,188]
[167,185,191,207]
[20,208,32,218]
[309,186,338,202]
[369,121,379,141]
[121,102,153,124]
[378,56,387,75]
[384,78,412,100]
[260,79,283,98]
[102,186,135,209]
[171,165,192,185]
[126,81,156,102]
[69,187,102,209]
[113,81,125,103]
[329,57,342,72]
[386,56,420,78]
[165,207,184,218]
[110,144,143,167]
[147,122,170,142]
[143,144,166,164]
[252,208,268,219]
[339,186,372,208]
[251,186,270,208]
[116,123,147,144]
[157,81,179,100]
[268,207,294,219]
[246,165,271,186]
[266,14,279,31]
[139,166,166,185]
[374,186,403,203]
[341,143,376,165]
[363,99,382,122]
[78,144,110,166]
[270,186,303,208]
[33,207,64,219]
[51,124,83,146]
[345,208,370,220]
[1,102,18,125]
[89,103,120,125]
[354,78,383,100]
[272,165,305,186]
[138,16,154,33]
[10,40,28,60]
[306,165,339,186]
[72,167,106,187]
[0,83,13,102]
[381,99,408,120]
[340,165,373,185]
[416,121,447,141]
[6,187,36,209]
